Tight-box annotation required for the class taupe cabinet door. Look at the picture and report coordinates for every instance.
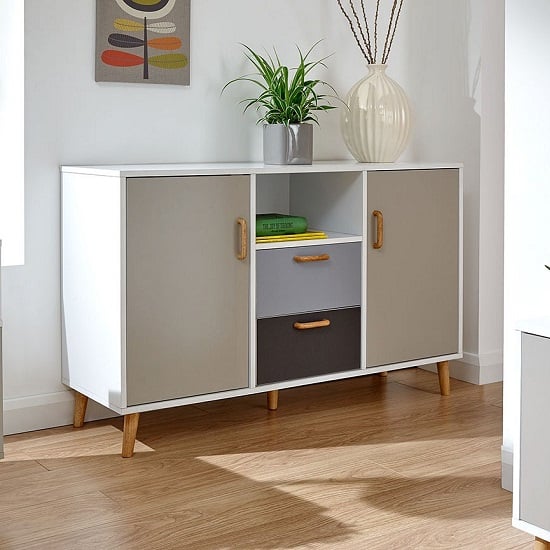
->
[126,176,250,405]
[367,169,459,367]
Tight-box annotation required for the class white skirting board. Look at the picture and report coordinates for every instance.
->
[5,352,501,436]
[421,351,503,385]
[3,390,117,436]
[501,446,513,492]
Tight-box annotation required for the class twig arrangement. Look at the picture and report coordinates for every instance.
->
[335,0,405,64]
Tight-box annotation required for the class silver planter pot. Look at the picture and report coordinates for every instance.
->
[263,123,313,165]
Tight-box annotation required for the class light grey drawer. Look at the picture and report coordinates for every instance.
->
[256,242,361,318]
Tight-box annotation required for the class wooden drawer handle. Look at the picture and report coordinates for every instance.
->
[293,253,330,263]
[372,210,383,249]
[293,319,331,330]
[236,217,247,260]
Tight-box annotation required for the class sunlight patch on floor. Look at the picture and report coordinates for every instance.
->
[199,445,404,484]
[198,437,500,483]
[1,425,154,461]
[198,440,506,524]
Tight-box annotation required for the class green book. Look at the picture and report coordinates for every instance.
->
[256,213,308,236]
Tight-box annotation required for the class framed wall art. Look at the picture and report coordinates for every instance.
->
[96,0,190,86]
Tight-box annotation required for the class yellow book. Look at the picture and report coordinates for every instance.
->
[256,231,327,243]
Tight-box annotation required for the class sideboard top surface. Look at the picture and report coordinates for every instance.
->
[517,317,550,339]
[61,160,463,178]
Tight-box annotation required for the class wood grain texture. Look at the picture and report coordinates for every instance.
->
[267,390,279,411]
[293,319,331,330]
[372,209,384,249]
[293,253,331,263]
[0,369,533,549]
[236,216,248,261]
[73,391,88,428]
[122,413,140,458]
[437,360,451,396]
[536,537,550,550]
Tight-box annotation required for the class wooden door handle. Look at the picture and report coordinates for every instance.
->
[293,253,330,263]
[236,217,247,260]
[372,210,383,249]
[293,319,331,330]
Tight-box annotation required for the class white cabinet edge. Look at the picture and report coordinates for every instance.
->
[60,161,464,178]
[516,317,550,339]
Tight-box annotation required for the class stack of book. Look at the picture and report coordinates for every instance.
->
[256,213,327,243]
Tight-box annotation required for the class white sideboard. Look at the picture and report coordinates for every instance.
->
[514,318,550,549]
[61,161,463,456]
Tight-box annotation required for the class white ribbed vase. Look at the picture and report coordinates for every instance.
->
[342,64,411,162]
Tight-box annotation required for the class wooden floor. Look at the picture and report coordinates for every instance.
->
[1,368,533,549]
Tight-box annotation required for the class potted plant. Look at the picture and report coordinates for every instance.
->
[223,42,338,165]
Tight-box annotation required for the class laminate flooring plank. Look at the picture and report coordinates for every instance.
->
[0,456,48,481]
[0,492,120,548]
[0,371,532,550]
[0,456,202,513]
[3,424,153,459]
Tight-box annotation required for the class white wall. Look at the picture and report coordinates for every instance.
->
[402,0,504,387]
[403,1,482,378]
[479,0,505,382]
[2,0,496,434]
[0,1,24,266]
[502,0,550,491]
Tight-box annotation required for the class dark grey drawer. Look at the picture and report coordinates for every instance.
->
[257,307,361,385]
[256,243,361,318]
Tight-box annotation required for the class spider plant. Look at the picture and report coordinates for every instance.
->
[223,41,338,126]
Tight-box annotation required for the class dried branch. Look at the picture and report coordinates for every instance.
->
[357,0,374,63]
[336,0,405,64]
[348,1,369,58]
[335,0,371,62]
[382,0,399,64]
[383,0,404,64]
[373,0,380,63]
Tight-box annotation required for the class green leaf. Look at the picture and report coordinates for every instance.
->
[149,53,188,69]
[222,40,343,125]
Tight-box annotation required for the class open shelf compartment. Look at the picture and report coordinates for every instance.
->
[255,171,364,248]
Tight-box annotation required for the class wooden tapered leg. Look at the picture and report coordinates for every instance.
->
[437,361,451,396]
[122,413,140,458]
[267,390,279,411]
[378,371,388,377]
[73,392,88,428]
[535,538,550,550]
